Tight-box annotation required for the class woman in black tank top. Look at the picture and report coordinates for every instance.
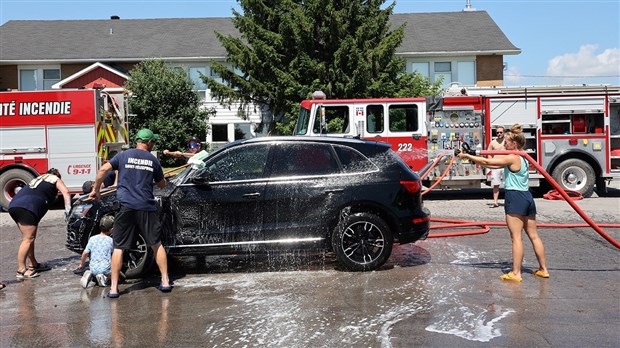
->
[8,168,72,279]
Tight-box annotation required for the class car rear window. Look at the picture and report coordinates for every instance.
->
[333,145,378,173]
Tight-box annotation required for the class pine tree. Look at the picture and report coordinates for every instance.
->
[204,0,442,135]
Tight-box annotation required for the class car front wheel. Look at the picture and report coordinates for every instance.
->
[122,234,154,279]
[331,212,393,271]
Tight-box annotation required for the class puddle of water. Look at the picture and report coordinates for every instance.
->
[423,242,514,343]
[173,241,513,346]
[175,270,433,347]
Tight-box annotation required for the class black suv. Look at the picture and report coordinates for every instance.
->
[66,136,430,276]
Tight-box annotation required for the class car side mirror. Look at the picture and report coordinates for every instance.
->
[190,176,210,186]
[190,168,214,185]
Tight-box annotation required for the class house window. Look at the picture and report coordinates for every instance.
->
[189,67,208,99]
[43,69,60,90]
[234,123,254,140]
[20,70,37,91]
[209,67,220,78]
[411,63,430,79]
[410,60,476,86]
[19,67,60,91]
[211,124,229,142]
[457,61,475,85]
[189,67,208,90]
[209,64,242,87]
[434,62,452,87]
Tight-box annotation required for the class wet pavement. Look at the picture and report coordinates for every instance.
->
[1,189,619,347]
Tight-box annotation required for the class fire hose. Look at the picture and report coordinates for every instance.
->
[420,148,620,249]
[421,154,456,196]
[542,189,583,200]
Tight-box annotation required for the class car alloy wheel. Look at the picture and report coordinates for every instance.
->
[123,234,154,278]
[332,212,393,271]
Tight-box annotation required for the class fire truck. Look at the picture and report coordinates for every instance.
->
[293,85,620,197]
[0,88,129,209]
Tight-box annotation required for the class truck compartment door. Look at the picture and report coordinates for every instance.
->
[0,126,46,155]
[47,125,97,192]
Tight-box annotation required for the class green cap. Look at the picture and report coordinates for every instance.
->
[135,128,160,142]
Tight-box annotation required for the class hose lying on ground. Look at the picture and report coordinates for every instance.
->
[543,189,583,200]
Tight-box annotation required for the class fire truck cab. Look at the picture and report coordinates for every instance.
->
[294,85,620,197]
[0,88,128,209]
[294,96,430,171]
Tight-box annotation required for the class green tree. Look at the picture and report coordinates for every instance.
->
[124,59,214,166]
[203,0,443,135]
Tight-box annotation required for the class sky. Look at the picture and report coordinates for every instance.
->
[1,0,619,87]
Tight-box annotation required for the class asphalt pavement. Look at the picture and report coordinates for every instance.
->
[0,187,618,347]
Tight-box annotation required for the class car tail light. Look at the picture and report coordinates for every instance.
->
[400,180,421,193]
[412,216,430,224]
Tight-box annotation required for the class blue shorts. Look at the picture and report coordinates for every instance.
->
[504,190,536,216]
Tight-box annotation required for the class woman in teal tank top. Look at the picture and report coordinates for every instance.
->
[457,124,549,282]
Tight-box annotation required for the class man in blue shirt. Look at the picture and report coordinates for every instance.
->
[89,128,171,298]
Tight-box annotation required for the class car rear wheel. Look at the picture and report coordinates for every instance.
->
[331,212,393,271]
[123,234,154,279]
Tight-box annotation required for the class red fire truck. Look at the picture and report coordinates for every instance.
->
[0,88,128,209]
[293,85,620,197]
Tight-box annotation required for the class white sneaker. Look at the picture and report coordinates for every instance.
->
[95,274,109,287]
[80,270,94,288]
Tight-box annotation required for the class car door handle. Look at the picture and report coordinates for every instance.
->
[325,189,344,194]
[242,192,261,199]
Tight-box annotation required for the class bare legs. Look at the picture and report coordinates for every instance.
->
[493,185,500,206]
[16,223,39,275]
[525,217,548,274]
[505,214,525,277]
[152,242,170,288]
[505,213,548,278]
[109,248,124,295]
[108,242,169,296]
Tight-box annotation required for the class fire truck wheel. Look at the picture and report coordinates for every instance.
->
[551,159,595,198]
[331,212,393,272]
[0,169,36,210]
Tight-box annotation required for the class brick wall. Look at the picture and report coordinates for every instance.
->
[476,55,504,87]
[0,65,18,91]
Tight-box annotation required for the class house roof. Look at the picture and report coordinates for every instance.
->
[392,11,520,55]
[0,11,519,64]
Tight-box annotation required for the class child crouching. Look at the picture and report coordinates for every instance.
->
[77,215,114,288]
